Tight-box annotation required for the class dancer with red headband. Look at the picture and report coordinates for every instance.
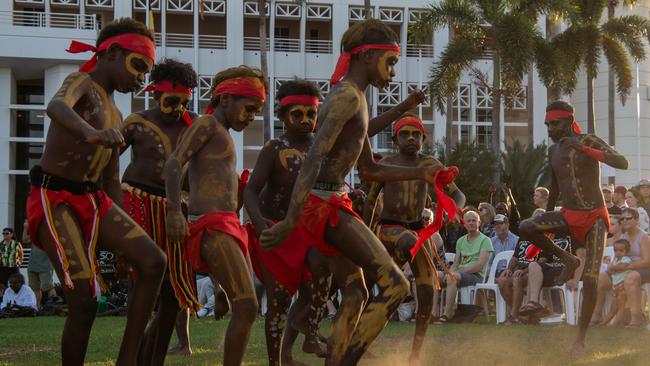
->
[119,58,200,365]
[260,19,451,365]
[363,113,464,365]
[164,65,266,366]
[518,100,628,354]
[25,18,165,365]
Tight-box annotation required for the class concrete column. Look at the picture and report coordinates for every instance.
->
[0,68,16,227]
[44,64,79,133]
[226,0,244,66]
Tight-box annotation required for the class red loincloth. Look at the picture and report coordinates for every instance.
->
[246,223,312,294]
[122,184,200,313]
[184,211,248,274]
[27,187,112,298]
[561,206,610,246]
[297,192,363,257]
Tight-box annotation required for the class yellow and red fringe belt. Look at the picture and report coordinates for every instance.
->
[122,182,200,313]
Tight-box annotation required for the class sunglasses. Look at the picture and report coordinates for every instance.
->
[620,216,635,222]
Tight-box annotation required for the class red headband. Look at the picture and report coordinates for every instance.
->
[279,95,320,107]
[393,117,425,136]
[330,43,401,85]
[66,33,155,73]
[205,77,266,115]
[545,109,581,134]
[143,80,193,95]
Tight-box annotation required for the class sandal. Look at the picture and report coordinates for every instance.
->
[433,315,449,324]
[519,301,546,316]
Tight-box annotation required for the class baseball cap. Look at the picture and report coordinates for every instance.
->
[615,186,627,195]
[601,185,613,193]
[494,214,508,223]
[638,179,650,187]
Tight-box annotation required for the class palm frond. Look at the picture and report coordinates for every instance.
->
[409,0,483,45]
[512,0,577,20]
[577,0,607,23]
[602,15,650,61]
[495,14,540,86]
[548,27,584,94]
[602,36,634,105]
[428,37,483,113]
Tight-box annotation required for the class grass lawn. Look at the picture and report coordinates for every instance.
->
[1,316,650,365]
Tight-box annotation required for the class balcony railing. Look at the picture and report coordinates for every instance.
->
[0,10,98,30]
[155,33,227,49]
[305,39,332,54]
[406,44,434,58]
[274,37,300,52]
[243,37,270,51]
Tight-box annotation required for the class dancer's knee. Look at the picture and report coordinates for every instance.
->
[138,249,167,279]
[232,297,259,323]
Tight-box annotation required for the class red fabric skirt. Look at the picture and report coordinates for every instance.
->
[561,206,610,245]
[246,222,312,294]
[297,192,363,257]
[26,186,112,297]
[122,184,200,312]
[184,211,248,274]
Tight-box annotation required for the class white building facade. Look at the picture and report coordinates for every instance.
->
[0,0,648,230]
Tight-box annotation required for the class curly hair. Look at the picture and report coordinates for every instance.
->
[546,100,574,113]
[276,79,321,116]
[340,18,399,55]
[96,17,153,47]
[150,58,198,89]
[208,65,268,107]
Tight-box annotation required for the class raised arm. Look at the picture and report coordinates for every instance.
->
[362,181,384,225]
[243,141,277,235]
[367,89,426,137]
[562,134,628,169]
[47,72,123,147]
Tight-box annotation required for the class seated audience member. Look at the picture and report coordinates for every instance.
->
[625,190,650,232]
[613,186,629,210]
[606,216,623,246]
[636,179,650,213]
[436,210,493,323]
[489,214,518,277]
[600,239,632,326]
[533,187,549,211]
[23,219,55,308]
[518,236,578,321]
[603,185,622,215]
[478,202,496,238]
[0,273,37,317]
[593,208,650,326]
[497,238,539,324]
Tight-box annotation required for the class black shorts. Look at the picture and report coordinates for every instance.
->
[541,263,564,287]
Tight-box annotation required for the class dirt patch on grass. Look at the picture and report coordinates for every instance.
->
[0,345,57,360]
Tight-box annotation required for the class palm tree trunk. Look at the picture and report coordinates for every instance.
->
[587,72,596,134]
[446,96,452,157]
[492,54,502,184]
[364,0,371,19]
[545,16,561,102]
[607,5,616,146]
[259,0,271,142]
[527,66,534,147]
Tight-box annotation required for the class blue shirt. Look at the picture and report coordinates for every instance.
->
[489,231,519,273]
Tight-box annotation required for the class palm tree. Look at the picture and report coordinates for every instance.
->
[501,141,551,218]
[259,0,271,141]
[410,0,545,183]
[548,0,650,133]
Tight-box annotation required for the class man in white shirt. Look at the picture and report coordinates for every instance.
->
[1,273,37,317]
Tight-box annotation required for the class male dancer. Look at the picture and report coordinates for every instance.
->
[519,100,628,354]
[165,65,265,366]
[260,19,454,365]
[363,113,465,365]
[245,81,425,365]
[120,58,201,365]
[26,18,166,365]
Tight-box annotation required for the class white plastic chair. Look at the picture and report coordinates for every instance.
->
[541,283,579,325]
[473,250,514,323]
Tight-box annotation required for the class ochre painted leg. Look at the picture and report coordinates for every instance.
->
[260,263,292,366]
[200,231,258,366]
[143,279,181,366]
[98,206,167,366]
[409,242,435,365]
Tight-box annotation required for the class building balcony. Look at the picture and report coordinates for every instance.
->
[154,32,227,49]
[0,10,98,31]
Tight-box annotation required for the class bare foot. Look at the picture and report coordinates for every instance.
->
[167,344,192,355]
[302,336,327,358]
[568,341,584,357]
[214,291,230,320]
[555,255,580,285]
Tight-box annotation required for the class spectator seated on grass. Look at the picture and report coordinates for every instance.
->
[0,273,37,318]
[436,210,493,324]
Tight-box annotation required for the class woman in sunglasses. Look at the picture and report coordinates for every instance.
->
[0,228,24,294]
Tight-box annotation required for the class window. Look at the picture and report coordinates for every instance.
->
[274,27,289,38]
